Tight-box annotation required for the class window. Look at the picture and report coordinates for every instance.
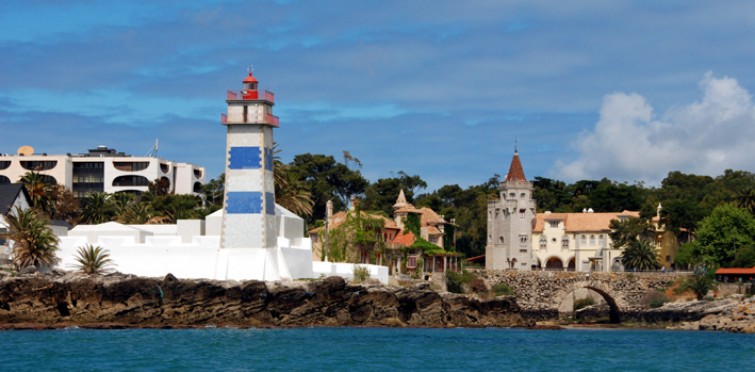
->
[429,235,439,244]
[580,235,586,246]
[548,221,559,228]
[519,209,526,219]
[499,236,504,243]
[539,236,547,250]
[407,256,417,269]
[561,237,569,249]
[509,193,515,198]
[590,235,596,246]
[599,234,605,248]
[520,193,526,199]
[519,234,528,248]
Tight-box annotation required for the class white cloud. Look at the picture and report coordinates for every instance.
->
[556,72,755,183]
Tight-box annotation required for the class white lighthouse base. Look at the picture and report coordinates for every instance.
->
[55,205,315,282]
[214,242,314,281]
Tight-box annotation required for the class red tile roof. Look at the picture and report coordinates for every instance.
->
[392,230,416,246]
[533,211,640,233]
[505,152,527,182]
[715,267,755,275]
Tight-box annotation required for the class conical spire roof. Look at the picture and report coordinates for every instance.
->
[505,151,527,182]
[393,189,409,210]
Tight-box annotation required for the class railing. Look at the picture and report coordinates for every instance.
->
[220,113,228,124]
[226,89,274,102]
[266,114,279,127]
[264,90,275,103]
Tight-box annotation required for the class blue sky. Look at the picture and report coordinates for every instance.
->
[3,1,755,191]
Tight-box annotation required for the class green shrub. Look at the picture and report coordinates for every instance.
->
[573,297,596,311]
[642,290,669,309]
[469,278,489,295]
[353,266,370,283]
[493,283,514,296]
[446,270,475,294]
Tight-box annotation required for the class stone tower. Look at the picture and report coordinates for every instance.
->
[485,150,536,270]
[220,70,279,249]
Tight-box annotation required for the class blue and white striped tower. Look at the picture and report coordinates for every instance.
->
[220,70,280,250]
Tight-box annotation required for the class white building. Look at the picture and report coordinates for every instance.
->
[532,210,640,272]
[485,150,536,270]
[486,150,640,272]
[0,145,204,197]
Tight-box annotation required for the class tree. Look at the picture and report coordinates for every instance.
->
[609,217,655,250]
[621,239,661,272]
[732,244,755,268]
[532,177,571,212]
[19,171,54,212]
[149,194,203,222]
[81,192,114,224]
[201,174,225,208]
[677,269,716,300]
[148,178,171,196]
[74,244,114,275]
[363,172,427,216]
[273,145,313,217]
[46,185,80,225]
[5,207,59,270]
[275,171,314,217]
[288,153,368,223]
[693,204,755,267]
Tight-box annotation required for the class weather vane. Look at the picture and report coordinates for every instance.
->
[514,138,518,153]
[247,64,254,74]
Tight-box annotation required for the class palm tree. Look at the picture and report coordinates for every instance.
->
[117,202,154,224]
[74,244,114,275]
[736,187,755,214]
[81,192,113,224]
[275,171,314,217]
[19,171,52,213]
[273,143,313,217]
[621,239,661,272]
[5,207,59,270]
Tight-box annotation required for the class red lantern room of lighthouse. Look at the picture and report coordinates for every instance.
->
[242,72,259,100]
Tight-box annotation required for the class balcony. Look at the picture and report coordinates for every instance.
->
[221,112,279,127]
[226,89,274,103]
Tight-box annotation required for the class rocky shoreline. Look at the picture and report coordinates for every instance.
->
[0,273,753,332]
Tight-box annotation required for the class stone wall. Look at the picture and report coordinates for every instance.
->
[475,270,692,316]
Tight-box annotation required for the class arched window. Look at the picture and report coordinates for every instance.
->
[545,257,564,271]
[21,160,57,171]
[590,235,596,246]
[112,175,150,187]
[539,236,547,250]
[561,236,569,249]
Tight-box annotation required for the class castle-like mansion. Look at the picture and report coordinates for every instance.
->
[486,151,639,272]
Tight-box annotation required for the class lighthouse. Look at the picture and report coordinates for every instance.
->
[220,69,280,250]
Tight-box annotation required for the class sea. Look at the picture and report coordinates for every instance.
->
[1,327,753,371]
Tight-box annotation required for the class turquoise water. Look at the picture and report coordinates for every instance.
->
[1,327,753,371]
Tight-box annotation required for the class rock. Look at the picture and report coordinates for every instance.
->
[0,275,528,329]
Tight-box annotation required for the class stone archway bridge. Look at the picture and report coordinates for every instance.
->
[475,270,692,322]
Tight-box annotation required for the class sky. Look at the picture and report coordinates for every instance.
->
[2,0,755,192]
